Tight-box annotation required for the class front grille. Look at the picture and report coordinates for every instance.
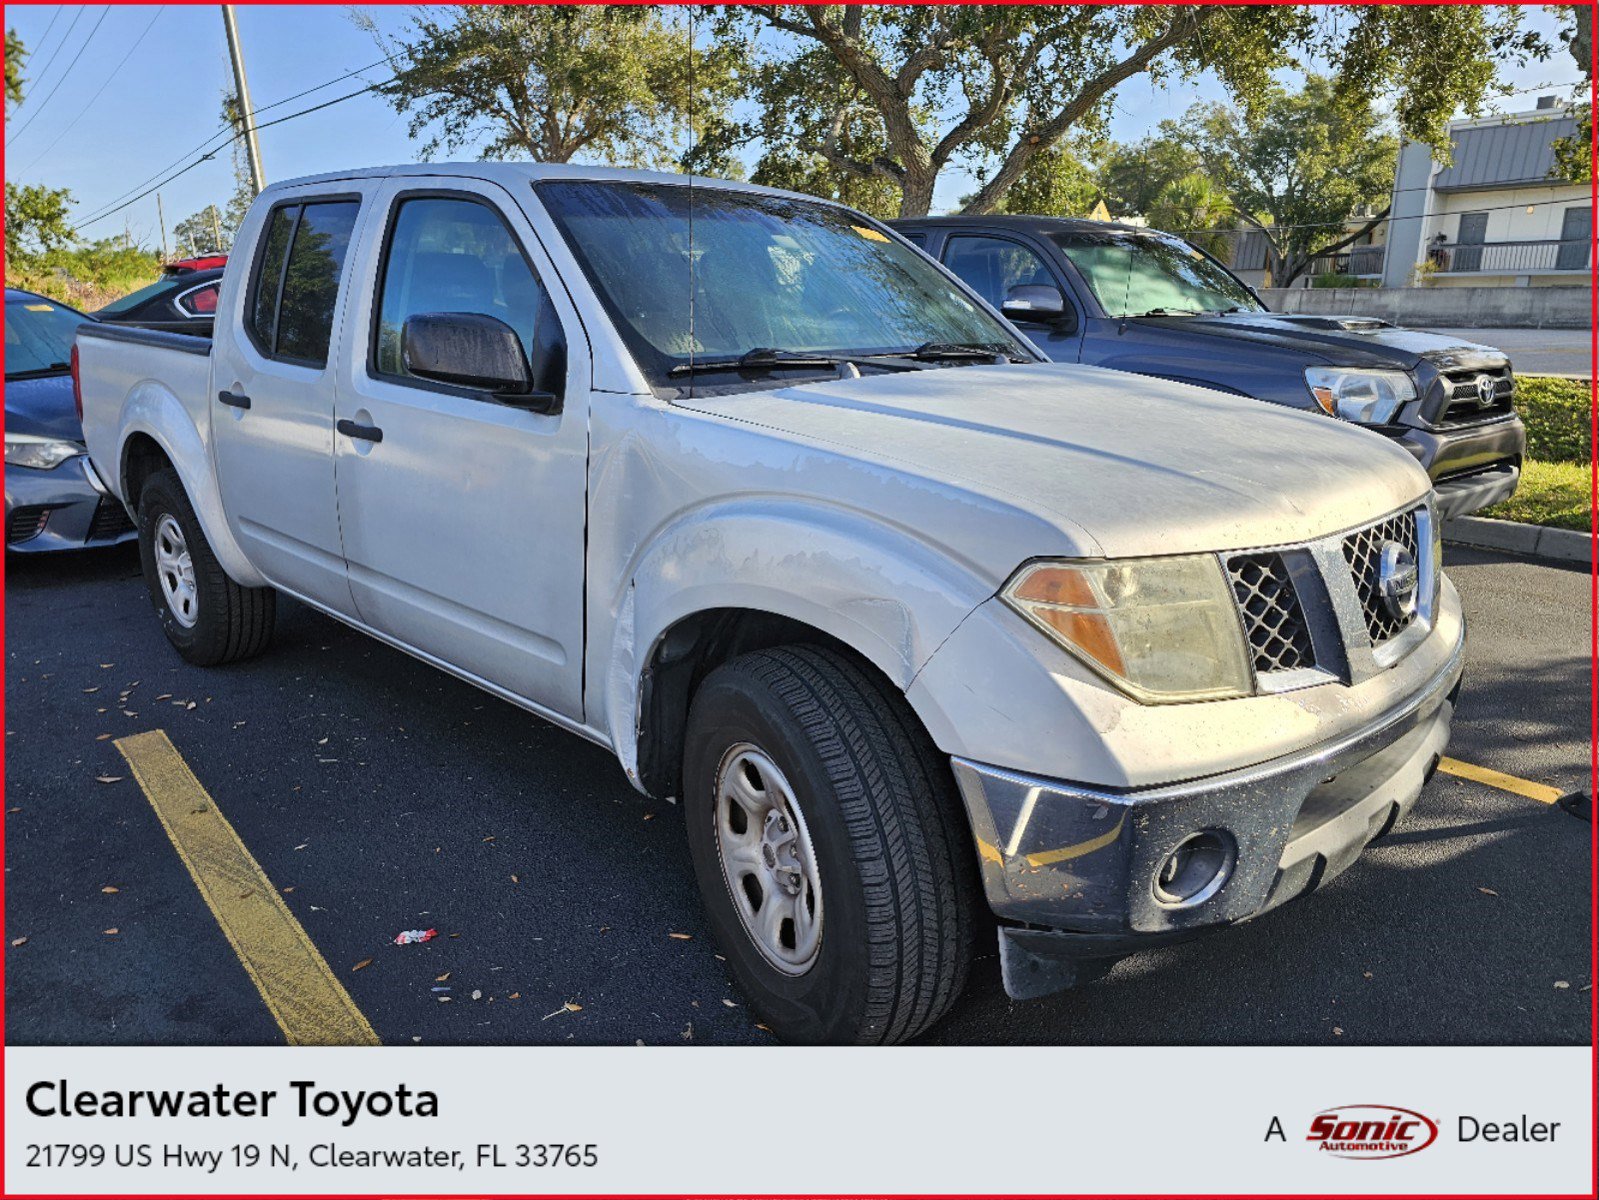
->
[1226,552,1316,674]
[1342,509,1421,645]
[1438,365,1514,425]
[7,505,49,544]
[87,499,135,542]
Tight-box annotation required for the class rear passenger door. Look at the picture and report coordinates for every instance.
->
[211,186,370,614]
[330,179,590,721]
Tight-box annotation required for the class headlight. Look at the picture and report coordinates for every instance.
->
[4,433,82,471]
[1304,367,1416,424]
[1002,556,1253,703]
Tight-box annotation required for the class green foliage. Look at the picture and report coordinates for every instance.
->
[711,4,1546,218]
[7,238,163,311]
[1098,132,1199,218]
[1517,376,1592,465]
[5,181,77,261]
[1551,5,1592,183]
[1186,75,1397,286]
[5,27,24,113]
[172,204,231,257]
[1480,458,1590,532]
[361,6,736,167]
[1145,173,1233,256]
[991,147,1100,217]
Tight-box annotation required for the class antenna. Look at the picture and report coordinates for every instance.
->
[686,5,696,399]
[1118,233,1133,336]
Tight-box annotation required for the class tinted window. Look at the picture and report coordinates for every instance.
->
[98,277,177,315]
[942,235,1055,309]
[1051,231,1261,316]
[4,296,89,378]
[275,202,360,364]
[900,231,926,248]
[537,181,1026,393]
[248,206,295,349]
[177,281,220,316]
[374,196,562,393]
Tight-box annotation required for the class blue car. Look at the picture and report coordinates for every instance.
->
[4,287,137,552]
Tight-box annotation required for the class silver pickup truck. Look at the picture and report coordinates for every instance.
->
[76,165,1465,1044]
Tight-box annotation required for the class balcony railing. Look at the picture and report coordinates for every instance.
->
[1304,244,1387,280]
[1427,238,1591,275]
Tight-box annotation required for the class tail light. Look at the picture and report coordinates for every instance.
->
[70,342,83,423]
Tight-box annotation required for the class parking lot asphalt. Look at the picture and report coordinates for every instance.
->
[4,542,1591,1047]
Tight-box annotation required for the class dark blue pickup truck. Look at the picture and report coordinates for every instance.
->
[894,215,1525,519]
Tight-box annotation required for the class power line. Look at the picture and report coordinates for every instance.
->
[72,56,390,227]
[8,6,111,142]
[22,8,66,79]
[11,5,82,114]
[76,84,381,232]
[16,7,166,176]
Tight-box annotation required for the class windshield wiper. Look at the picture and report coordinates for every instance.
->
[908,341,1017,362]
[5,362,71,380]
[668,347,918,377]
[1133,307,1203,318]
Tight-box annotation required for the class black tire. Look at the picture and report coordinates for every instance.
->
[137,468,275,666]
[683,644,979,1044]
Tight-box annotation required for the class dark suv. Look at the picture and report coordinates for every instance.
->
[895,215,1525,519]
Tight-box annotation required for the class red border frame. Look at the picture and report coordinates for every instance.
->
[0,2,1594,1199]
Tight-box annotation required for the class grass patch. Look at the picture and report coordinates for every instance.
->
[1479,458,1591,533]
[1516,375,1591,465]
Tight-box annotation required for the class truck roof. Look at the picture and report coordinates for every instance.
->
[892,214,1163,238]
[260,162,831,208]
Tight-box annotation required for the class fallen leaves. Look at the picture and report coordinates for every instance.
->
[668,932,692,941]
[541,1000,583,1020]
[1477,887,1499,897]
[10,937,27,947]
[103,928,119,936]
[95,776,124,785]
[352,959,373,972]
[100,886,119,894]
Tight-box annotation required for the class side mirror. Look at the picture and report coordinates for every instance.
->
[401,312,558,412]
[1002,284,1075,333]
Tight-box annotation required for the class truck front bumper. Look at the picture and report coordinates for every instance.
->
[951,635,1464,1000]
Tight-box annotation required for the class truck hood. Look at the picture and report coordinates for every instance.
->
[679,362,1430,560]
[1134,312,1507,370]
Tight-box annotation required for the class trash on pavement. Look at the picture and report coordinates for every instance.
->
[393,928,438,945]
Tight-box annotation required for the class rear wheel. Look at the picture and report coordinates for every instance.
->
[683,645,979,1044]
[137,468,275,666]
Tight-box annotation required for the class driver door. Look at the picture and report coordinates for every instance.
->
[331,177,589,720]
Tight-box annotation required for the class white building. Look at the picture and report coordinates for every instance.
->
[1381,97,1590,289]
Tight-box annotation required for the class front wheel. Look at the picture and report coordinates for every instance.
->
[683,645,979,1044]
[137,468,275,666]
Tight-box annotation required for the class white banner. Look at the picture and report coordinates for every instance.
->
[4,1046,1591,1195]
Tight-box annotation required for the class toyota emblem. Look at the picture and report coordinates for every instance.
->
[1378,542,1420,621]
[1474,374,1498,408]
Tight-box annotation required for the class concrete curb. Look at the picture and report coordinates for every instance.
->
[1444,515,1590,564]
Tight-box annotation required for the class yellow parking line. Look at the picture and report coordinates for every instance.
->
[115,730,380,1046]
[1437,756,1565,805]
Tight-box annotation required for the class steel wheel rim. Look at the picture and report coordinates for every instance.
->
[153,514,199,629]
[713,743,824,976]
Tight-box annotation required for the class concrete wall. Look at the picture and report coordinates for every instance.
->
[1259,286,1590,329]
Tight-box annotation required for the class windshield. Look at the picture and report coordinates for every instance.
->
[537,180,1029,393]
[1051,231,1262,317]
[5,296,90,378]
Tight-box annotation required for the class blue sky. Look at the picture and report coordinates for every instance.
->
[3,3,1583,252]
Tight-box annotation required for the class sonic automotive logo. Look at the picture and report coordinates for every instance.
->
[1306,1104,1439,1158]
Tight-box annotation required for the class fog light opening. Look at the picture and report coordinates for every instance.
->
[1153,830,1234,907]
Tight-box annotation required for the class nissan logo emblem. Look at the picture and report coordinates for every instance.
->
[1378,542,1420,621]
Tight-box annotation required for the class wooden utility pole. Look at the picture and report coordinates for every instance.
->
[222,5,265,195]
[211,206,223,252]
[156,191,169,261]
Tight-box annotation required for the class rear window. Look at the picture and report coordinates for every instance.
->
[98,278,175,315]
[246,198,361,366]
[4,297,90,378]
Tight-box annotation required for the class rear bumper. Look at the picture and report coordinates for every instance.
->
[952,632,1464,999]
[4,456,137,553]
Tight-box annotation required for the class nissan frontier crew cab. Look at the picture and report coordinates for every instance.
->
[76,165,1465,1044]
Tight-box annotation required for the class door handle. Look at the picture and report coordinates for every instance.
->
[218,390,251,409]
[336,418,383,444]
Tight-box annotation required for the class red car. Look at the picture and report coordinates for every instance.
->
[164,254,228,275]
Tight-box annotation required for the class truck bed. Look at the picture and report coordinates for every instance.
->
[76,321,213,507]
